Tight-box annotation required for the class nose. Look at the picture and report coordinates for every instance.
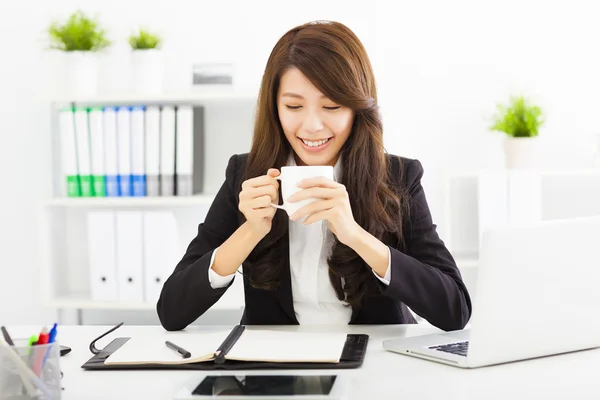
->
[302,111,324,134]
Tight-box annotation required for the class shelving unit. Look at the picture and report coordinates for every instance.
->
[51,91,257,106]
[42,194,217,208]
[41,91,255,323]
[443,168,600,263]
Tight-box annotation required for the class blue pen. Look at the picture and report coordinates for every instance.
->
[42,323,58,368]
[48,323,57,344]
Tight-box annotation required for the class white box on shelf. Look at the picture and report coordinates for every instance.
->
[115,211,145,302]
[87,211,118,301]
[143,211,180,304]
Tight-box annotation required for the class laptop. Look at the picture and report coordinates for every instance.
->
[383,216,600,368]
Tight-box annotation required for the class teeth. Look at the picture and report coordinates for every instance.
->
[301,138,329,147]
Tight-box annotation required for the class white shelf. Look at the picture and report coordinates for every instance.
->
[456,258,479,270]
[41,195,216,208]
[446,168,600,178]
[44,296,243,311]
[51,91,257,105]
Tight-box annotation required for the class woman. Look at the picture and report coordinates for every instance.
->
[157,20,472,331]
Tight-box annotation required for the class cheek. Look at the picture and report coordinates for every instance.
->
[328,112,354,138]
[278,109,301,136]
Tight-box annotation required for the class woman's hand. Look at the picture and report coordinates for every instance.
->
[238,169,280,238]
[288,177,362,246]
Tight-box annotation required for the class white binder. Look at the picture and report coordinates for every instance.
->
[58,108,79,197]
[142,212,180,304]
[131,106,146,196]
[89,107,105,197]
[160,106,176,196]
[87,211,118,301]
[103,107,120,197]
[115,211,145,302]
[117,107,133,196]
[74,107,94,196]
[145,106,161,196]
[175,105,194,196]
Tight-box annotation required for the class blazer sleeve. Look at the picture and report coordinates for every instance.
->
[382,159,472,331]
[157,154,242,331]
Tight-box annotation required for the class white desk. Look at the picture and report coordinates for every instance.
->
[6,324,600,399]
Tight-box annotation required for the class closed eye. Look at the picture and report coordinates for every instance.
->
[285,105,302,110]
[324,106,341,111]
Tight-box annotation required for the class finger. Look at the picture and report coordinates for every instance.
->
[297,177,341,189]
[247,184,279,202]
[255,206,276,219]
[267,168,281,178]
[288,187,339,203]
[290,199,335,221]
[242,174,279,190]
[249,195,273,209]
[302,209,330,225]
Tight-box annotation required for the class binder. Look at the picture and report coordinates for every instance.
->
[58,107,80,197]
[117,107,133,196]
[87,211,118,301]
[81,324,368,371]
[175,105,193,196]
[131,106,146,197]
[115,211,144,302]
[103,107,120,197]
[144,106,161,196]
[89,107,106,197]
[142,211,180,304]
[160,106,176,196]
[74,107,95,197]
[175,106,205,196]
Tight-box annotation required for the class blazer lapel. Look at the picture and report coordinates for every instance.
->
[275,232,299,324]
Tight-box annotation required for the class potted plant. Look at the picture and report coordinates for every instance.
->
[129,29,163,95]
[48,10,111,97]
[490,96,545,169]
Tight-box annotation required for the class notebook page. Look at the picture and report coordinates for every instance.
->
[105,330,229,365]
[225,330,347,363]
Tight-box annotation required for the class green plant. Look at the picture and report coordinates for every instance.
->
[48,10,111,52]
[490,96,545,138]
[129,29,162,50]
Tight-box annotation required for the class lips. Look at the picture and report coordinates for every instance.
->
[298,137,333,153]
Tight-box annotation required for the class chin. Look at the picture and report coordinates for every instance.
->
[294,149,336,166]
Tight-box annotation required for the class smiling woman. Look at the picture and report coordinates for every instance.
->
[157,21,472,332]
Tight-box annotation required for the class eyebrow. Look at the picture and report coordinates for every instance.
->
[281,92,328,99]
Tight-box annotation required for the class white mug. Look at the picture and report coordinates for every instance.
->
[271,165,334,217]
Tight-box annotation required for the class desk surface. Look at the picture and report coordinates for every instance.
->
[6,324,600,399]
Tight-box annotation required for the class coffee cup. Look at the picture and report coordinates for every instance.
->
[271,165,334,217]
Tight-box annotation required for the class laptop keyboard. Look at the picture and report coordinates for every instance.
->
[428,341,469,357]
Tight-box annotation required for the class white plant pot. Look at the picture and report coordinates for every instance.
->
[64,51,98,98]
[131,49,164,95]
[503,136,540,169]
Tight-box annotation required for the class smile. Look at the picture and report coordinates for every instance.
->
[299,137,332,147]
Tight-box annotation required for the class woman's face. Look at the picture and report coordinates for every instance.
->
[277,68,354,166]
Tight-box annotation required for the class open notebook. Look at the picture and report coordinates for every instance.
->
[104,325,348,366]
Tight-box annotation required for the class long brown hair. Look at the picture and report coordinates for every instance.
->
[243,20,408,307]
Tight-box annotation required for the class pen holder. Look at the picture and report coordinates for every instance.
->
[0,340,61,400]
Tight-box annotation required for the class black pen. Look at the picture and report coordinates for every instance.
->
[1,326,14,346]
[165,340,191,359]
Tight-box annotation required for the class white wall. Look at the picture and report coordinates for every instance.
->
[1,0,599,325]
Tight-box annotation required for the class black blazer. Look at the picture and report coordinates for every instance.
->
[157,153,472,331]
